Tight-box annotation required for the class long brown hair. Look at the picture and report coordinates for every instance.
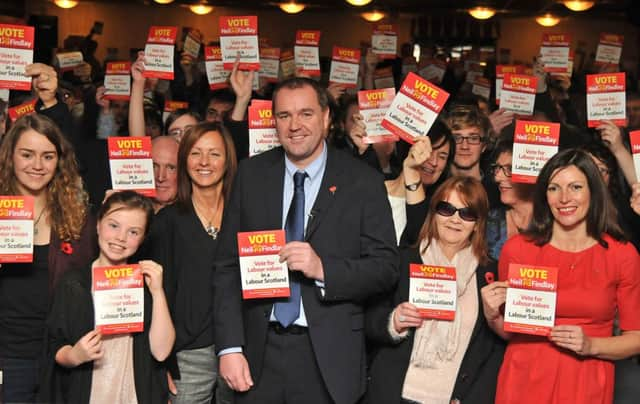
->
[0,114,88,241]
[417,176,490,265]
[524,148,624,247]
[175,121,237,210]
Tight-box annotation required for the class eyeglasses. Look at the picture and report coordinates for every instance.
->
[453,134,484,145]
[167,125,194,138]
[435,201,478,222]
[490,164,512,178]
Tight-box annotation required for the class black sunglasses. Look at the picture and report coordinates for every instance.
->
[435,201,478,222]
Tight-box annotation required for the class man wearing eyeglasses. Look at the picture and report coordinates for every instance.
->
[205,89,235,123]
[446,105,501,208]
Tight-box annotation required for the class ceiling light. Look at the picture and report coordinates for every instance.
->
[346,0,373,6]
[468,6,496,20]
[562,1,595,12]
[189,4,214,15]
[153,0,175,3]
[361,10,385,22]
[279,1,306,13]
[54,0,78,8]
[536,13,560,27]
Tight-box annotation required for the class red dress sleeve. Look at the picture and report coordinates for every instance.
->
[614,240,640,331]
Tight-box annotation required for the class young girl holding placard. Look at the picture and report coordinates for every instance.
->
[42,191,175,404]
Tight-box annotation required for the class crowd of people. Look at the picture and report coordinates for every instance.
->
[1,19,640,404]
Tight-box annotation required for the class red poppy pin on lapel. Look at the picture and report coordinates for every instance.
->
[485,272,495,284]
[329,185,337,195]
[60,242,73,255]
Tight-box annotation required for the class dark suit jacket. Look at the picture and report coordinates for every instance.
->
[214,145,398,404]
[364,248,505,404]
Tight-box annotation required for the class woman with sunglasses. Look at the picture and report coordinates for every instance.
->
[482,149,640,404]
[485,140,534,260]
[365,176,504,404]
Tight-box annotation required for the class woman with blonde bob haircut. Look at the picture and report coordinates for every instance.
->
[0,114,97,402]
[366,176,504,404]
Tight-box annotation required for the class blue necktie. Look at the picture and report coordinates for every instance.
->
[274,171,306,327]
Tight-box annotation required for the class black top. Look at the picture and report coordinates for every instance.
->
[40,266,168,404]
[144,202,218,353]
[364,247,505,404]
[0,244,49,358]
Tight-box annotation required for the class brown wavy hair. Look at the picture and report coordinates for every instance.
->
[417,176,490,265]
[175,121,237,210]
[0,114,88,241]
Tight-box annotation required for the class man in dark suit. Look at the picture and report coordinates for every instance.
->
[213,77,398,404]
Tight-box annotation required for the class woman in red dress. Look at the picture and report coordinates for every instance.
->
[482,148,640,404]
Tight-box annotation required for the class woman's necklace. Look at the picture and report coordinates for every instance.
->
[192,197,221,239]
[33,208,47,236]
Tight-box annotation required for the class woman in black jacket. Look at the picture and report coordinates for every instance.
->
[365,176,504,404]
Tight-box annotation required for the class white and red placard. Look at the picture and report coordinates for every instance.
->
[219,16,260,71]
[418,58,446,84]
[504,264,558,336]
[373,67,394,89]
[408,264,456,320]
[237,230,289,299]
[162,100,189,123]
[279,49,295,78]
[586,72,626,127]
[108,137,156,197]
[294,30,321,76]
[93,264,144,335]
[258,47,280,83]
[329,46,361,88]
[104,62,131,101]
[182,30,202,60]
[499,74,538,116]
[8,98,37,122]
[56,51,83,71]
[472,77,491,100]
[511,120,560,184]
[540,33,571,73]
[0,24,34,91]
[358,88,397,144]
[495,65,523,103]
[371,23,397,59]
[248,100,280,157]
[595,33,623,67]
[630,131,640,181]
[205,46,229,90]
[143,26,177,80]
[0,196,34,263]
[465,62,484,84]
[382,72,449,144]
